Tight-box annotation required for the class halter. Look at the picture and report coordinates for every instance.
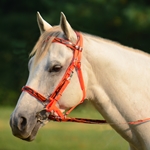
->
[22,31,85,119]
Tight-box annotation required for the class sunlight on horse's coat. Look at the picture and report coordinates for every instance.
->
[10,12,150,150]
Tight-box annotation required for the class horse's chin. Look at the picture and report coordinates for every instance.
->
[13,121,43,142]
[23,122,42,141]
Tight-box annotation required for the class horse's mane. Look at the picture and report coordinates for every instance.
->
[31,26,150,67]
[30,26,62,65]
[83,33,150,58]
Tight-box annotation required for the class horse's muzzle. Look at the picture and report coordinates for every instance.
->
[10,113,42,141]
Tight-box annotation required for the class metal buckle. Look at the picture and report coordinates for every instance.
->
[75,45,83,51]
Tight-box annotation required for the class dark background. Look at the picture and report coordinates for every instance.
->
[1,0,150,106]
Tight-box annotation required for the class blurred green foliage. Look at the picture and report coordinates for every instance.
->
[1,0,150,106]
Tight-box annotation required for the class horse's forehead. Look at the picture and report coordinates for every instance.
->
[49,43,68,55]
[47,44,72,66]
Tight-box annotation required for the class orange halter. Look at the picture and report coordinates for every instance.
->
[22,31,85,119]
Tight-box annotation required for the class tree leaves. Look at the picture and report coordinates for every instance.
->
[1,0,150,105]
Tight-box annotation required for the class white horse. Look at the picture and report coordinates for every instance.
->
[10,12,150,150]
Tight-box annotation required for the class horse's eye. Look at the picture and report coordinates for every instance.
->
[49,65,62,73]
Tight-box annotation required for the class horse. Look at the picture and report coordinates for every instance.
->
[10,12,150,150]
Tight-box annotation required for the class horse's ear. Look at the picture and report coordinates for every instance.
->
[60,12,76,41]
[37,12,52,34]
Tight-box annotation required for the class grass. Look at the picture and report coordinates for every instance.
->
[0,103,128,150]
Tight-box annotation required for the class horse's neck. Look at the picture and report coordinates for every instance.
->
[83,33,150,122]
[83,34,150,147]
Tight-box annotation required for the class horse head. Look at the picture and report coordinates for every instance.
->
[10,12,87,141]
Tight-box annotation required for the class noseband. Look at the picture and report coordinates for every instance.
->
[22,31,85,119]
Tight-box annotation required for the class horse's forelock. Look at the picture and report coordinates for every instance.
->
[30,26,62,66]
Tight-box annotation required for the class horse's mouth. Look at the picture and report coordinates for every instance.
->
[10,110,50,142]
[22,111,50,141]
[10,118,43,142]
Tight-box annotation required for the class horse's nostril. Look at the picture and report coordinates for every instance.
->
[18,117,27,131]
